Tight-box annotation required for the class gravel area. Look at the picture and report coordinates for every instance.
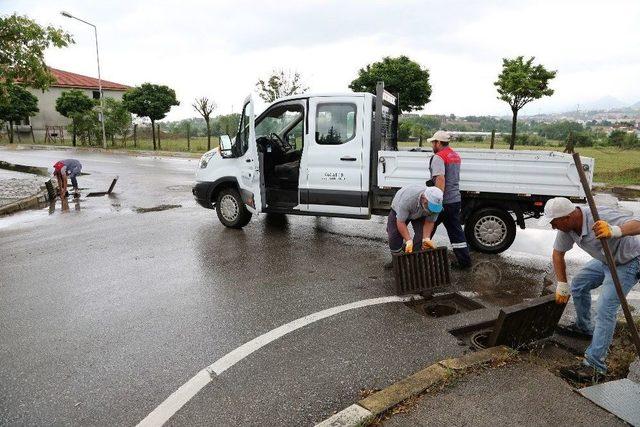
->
[0,172,50,207]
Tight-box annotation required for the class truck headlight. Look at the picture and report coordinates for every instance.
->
[199,151,215,169]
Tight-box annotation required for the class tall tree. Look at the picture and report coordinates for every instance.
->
[193,97,216,150]
[0,14,73,93]
[255,69,308,103]
[349,56,431,113]
[122,83,179,150]
[55,90,95,146]
[0,84,38,143]
[494,56,556,149]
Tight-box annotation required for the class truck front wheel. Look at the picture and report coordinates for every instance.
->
[464,207,516,254]
[216,188,252,228]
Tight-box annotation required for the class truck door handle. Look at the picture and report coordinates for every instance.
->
[340,156,357,161]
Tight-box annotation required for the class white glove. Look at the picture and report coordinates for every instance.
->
[555,281,570,304]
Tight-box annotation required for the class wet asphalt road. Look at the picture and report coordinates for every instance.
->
[1,147,638,425]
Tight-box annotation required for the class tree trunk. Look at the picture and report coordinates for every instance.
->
[490,129,495,149]
[419,135,422,147]
[8,121,14,144]
[509,108,518,150]
[206,120,211,151]
[157,124,161,150]
[133,124,137,147]
[72,121,77,147]
[151,119,156,150]
[187,123,190,151]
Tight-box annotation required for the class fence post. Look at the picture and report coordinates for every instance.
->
[187,123,190,151]
[490,129,496,149]
[133,124,137,147]
[30,125,36,144]
[157,124,161,150]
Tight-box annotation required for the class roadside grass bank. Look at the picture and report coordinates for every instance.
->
[0,136,219,154]
[400,140,640,187]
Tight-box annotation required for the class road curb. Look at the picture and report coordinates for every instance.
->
[315,346,514,427]
[0,189,49,217]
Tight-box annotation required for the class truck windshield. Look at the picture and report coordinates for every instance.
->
[255,105,303,138]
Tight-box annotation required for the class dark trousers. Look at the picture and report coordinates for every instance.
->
[387,209,425,253]
[70,175,78,188]
[430,201,472,267]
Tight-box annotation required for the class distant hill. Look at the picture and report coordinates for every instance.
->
[629,100,640,110]
[581,96,627,111]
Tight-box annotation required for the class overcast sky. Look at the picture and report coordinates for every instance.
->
[4,0,640,120]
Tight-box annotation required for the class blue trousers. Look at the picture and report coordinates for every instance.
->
[430,202,472,267]
[387,209,425,254]
[571,257,640,372]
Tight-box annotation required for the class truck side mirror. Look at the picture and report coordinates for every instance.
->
[219,135,232,152]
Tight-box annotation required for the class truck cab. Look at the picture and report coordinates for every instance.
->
[194,91,378,227]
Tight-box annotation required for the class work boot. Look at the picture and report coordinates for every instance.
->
[559,362,604,383]
[451,261,472,272]
[555,323,593,340]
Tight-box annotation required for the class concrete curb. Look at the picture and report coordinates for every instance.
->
[0,189,49,216]
[315,346,513,427]
[2,143,203,159]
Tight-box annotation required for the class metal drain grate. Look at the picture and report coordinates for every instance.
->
[392,247,451,295]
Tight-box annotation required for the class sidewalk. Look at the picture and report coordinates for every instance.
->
[382,360,626,426]
[0,169,51,216]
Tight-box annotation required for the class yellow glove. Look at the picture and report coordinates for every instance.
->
[555,281,570,304]
[404,240,413,254]
[593,220,622,239]
[421,238,436,250]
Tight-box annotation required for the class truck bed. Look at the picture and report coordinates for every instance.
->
[377,148,595,198]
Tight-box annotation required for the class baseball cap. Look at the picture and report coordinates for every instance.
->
[422,187,443,213]
[427,130,451,143]
[539,197,575,226]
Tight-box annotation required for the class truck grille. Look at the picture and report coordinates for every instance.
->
[392,247,451,295]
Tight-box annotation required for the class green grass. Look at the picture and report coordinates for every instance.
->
[0,135,219,154]
[400,140,640,186]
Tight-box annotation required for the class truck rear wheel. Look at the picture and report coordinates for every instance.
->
[465,207,516,254]
[216,188,252,228]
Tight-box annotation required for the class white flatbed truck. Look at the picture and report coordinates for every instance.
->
[193,83,594,254]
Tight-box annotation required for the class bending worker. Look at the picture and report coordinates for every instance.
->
[53,159,82,198]
[541,197,640,382]
[387,185,443,258]
[427,130,472,270]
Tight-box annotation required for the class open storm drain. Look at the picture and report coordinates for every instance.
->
[406,292,484,318]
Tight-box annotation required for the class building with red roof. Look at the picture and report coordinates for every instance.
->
[18,67,131,142]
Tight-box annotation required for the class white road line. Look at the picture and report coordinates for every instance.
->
[136,294,421,427]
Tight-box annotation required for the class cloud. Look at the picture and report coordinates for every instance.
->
[3,0,639,119]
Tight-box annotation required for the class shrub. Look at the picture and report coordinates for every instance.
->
[608,130,627,147]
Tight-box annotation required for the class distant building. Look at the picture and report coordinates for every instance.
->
[18,67,130,141]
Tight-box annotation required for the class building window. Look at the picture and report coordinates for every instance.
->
[92,90,100,99]
[315,103,356,145]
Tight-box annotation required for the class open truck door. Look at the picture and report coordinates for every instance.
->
[237,95,263,214]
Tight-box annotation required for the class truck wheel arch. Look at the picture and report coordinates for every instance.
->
[209,177,240,205]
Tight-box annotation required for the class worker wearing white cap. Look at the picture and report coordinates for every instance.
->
[387,185,443,259]
[540,196,640,382]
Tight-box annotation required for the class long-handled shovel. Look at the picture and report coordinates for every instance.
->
[573,152,640,357]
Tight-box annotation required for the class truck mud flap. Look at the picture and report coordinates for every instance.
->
[392,247,451,295]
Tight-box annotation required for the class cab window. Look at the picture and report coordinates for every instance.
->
[316,103,356,145]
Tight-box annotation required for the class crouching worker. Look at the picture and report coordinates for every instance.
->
[540,197,640,382]
[387,186,443,262]
[53,159,82,198]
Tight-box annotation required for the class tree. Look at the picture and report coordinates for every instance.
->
[122,83,179,150]
[412,123,429,147]
[214,113,241,138]
[0,14,73,94]
[0,85,38,143]
[102,98,132,145]
[55,90,95,146]
[193,97,216,150]
[494,56,556,150]
[256,69,308,103]
[349,56,431,113]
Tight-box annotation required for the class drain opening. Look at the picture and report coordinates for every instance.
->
[423,302,460,317]
[470,330,492,350]
[406,292,484,318]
